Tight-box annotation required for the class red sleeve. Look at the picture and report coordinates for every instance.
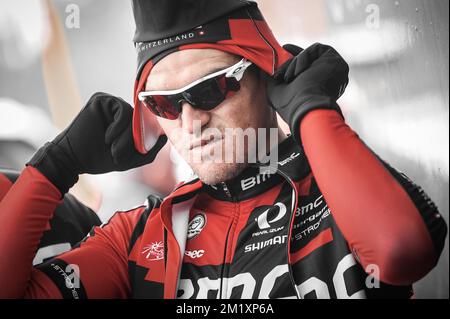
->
[300,109,446,286]
[0,166,144,298]
[0,173,13,200]
[0,166,62,298]
[32,208,145,299]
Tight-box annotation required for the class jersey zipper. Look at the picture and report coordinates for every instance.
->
[221,182,232,198]
[277,169,301,299]
[218,181,241,298]
[221,201,240,298]
[219,169,300,298]
[219,222,233,296]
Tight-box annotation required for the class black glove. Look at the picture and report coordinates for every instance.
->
[267,43,349,146]
[27,92,167,194]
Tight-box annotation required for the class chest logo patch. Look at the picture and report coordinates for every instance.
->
[256,203,287,230]
[187,213,207,240]
[142,241,165,261]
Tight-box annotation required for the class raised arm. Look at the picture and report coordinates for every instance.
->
[0,93,166,298]
[268,43,447,286]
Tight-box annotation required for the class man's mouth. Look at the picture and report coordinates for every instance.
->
[189,137,223,151]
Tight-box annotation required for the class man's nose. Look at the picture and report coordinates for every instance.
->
[180,102,211,134]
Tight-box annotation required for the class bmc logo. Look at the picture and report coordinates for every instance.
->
[256,203,287,230]
[241,171,272,191]
[278,152,301,166]
[177,254,367,299]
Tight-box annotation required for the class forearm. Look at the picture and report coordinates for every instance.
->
[299,109,441,285]
[0,166,62,298]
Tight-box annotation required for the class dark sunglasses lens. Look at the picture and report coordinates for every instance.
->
[219,75,241,95]
[142,73,243,119]
[186,76,241,110]
[143,95,179,119]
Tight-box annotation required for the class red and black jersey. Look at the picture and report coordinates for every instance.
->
[0,110,447,299]
[26,138,447,298]
[0,168,101,266]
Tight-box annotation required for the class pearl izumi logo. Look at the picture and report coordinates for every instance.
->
[187,213,207,240]
[142,241,165,261]
[256,203,287,230]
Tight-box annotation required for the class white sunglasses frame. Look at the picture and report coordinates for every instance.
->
[138,58,253,101]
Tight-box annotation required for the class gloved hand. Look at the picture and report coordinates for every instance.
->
[267,43,349,146]
[27,92,167,194]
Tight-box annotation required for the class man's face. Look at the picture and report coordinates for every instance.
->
[145,49,277,185]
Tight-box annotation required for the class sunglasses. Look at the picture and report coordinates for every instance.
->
[138,58,253,120]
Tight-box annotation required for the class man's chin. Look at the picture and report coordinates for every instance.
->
[190,161,248,185]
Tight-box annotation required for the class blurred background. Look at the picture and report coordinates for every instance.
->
[0,0,448,298]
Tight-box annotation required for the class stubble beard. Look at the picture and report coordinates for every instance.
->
[190,160,248,185]
[185,134,254,185]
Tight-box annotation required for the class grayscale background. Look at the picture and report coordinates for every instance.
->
[0,0,448,299]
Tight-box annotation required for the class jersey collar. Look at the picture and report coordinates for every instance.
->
[202,136,310,202]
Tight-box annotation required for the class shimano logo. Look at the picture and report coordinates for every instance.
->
[241,171,273,191]
[244,235,288,253]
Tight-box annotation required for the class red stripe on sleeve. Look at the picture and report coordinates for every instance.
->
[291,228,334,264]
